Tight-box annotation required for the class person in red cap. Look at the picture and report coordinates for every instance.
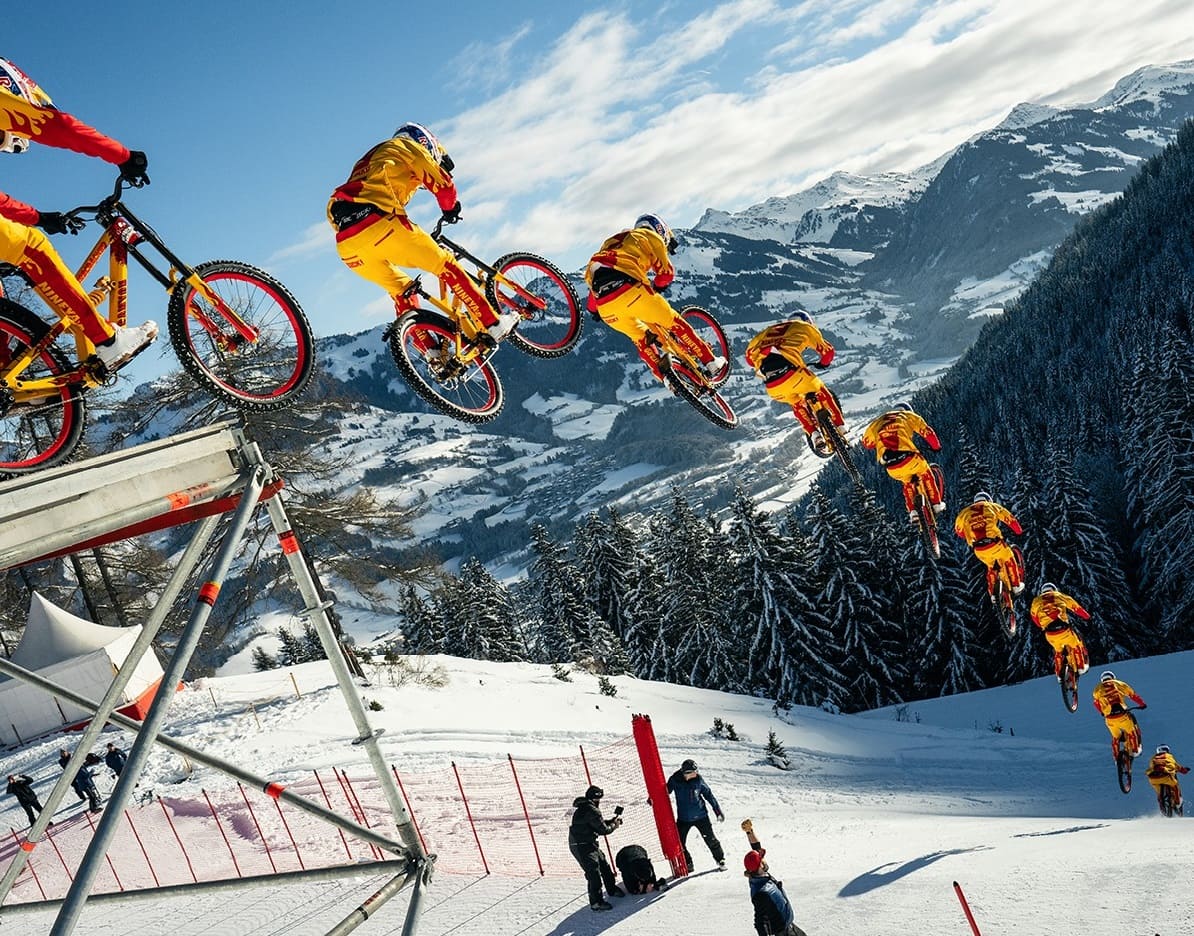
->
[742,819,808,936]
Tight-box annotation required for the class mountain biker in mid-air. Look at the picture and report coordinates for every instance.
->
[954,493,1027,599]
[861,403,945,524]
[1145,745,1189,812]
[1092,671,1146,761]
[585,214,725,382]
[0,56,158,372]
[1029,584,1091,679]
[327,122,520,343]
[744,312,842,457]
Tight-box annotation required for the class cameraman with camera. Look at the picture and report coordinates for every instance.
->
[568,784,625,912]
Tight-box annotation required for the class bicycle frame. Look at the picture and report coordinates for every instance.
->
[406,221,550,364]
[639,320,713,389]
[1,180,260,402]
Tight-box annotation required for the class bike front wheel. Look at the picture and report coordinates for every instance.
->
[1116,747,1133,794]
[0,300,87,477]
[816,406,861,487]
[389,311,504,423]
[1058,651,1079,713]
[676,306,731,387]
[167,260,314,410]
[913,485,940,559]
[662,308,737,430]
[487,253,582,359]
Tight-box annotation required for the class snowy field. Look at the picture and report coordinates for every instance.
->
[2,648,1191,936]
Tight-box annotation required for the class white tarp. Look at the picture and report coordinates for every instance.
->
[0,593,163,747]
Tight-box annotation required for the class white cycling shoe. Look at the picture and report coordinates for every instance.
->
[485,310,522,342]
[95,321,159,372]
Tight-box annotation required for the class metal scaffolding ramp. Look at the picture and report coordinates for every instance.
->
[0,421,431,936]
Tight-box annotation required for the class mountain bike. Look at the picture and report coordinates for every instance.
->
[908,466,943,559]
[986,546,1025,637]
[384,219,582,423]
[0,177,313,476]
[1157,783,1182,818]
[1113,708,1143,795]
[798,388,859,485]
[637,305,736,430]
[1057,641,1082,714]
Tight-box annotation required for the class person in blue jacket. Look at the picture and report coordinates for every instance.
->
[666,758,725,871]
[743,819,808,936]
[104,742,128,777]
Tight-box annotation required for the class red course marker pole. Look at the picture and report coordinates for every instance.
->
[953,880,982,935]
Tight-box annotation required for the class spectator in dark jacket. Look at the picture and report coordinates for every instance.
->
[568,785,625,911]
[58,749,102,813]
[6,774,47,827]
[666,758,725,871]
[104,743,128,777]
[743,819,808,936]
[615,843,668,894]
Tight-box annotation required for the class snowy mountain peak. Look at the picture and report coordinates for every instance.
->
[995,101,1060,131]
[1089,59,1194,111]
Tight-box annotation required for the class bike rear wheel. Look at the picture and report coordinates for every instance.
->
[661,309,737,430]
[487,253,582,358]
[912,483,940,559]
[1058,651,1079,713]
[167,260,314,410]
[389,311,503,423]
[1159,785,1174,818]
[0,300,86,477]
[816,406,861,486]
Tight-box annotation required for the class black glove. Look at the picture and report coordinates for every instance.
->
[811,361,830,371]
[37,212,84,236]
[119,150,150,187]
[441,201,462,225]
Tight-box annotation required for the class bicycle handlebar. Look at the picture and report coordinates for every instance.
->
[64,176,133,221]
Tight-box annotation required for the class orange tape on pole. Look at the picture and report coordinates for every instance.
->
[198,582,221,606]
[278,530,300,554]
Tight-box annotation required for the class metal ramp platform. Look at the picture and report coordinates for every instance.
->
[0,422,431,936]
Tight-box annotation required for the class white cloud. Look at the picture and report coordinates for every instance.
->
[422,0,1194,271]
[269,220,334,265]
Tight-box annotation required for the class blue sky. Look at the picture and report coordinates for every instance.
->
[5,0,1193,388]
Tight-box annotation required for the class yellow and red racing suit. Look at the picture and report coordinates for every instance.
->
[0,80,134,345]
[1091,678,1145,757]
[585,227,710,379]
[1029,590,1091,675]
[327,136,495,326]
[953,501,1024,592]
[744,320,838,433]
[1145,751,1189,806]
[861,410,943,511]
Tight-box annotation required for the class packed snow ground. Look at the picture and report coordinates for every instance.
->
[2,648,1191,935]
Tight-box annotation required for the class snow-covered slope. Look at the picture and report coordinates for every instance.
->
[3,649,1190,934]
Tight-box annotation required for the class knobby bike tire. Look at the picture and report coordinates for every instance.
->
[816,406,861,486]
[1159,785,1174,818]
[0,299,86,477]
[676,306,731,388]
[167,260,314,411]
[389,310,504,423]
[487,252,582,359]
[913,486,940,559]
[660,307,738,429]
[1059,652,1079,713]
[1117,746,1133,794]
[992,575,1016,637]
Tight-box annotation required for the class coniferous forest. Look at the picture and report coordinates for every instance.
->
[402,122,1194,713]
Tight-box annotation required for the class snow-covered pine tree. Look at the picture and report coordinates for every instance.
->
[398,584,444,654]
[1034,443,1136,662]
[1123,322,1194,643]
[527,524,628,673]
[436,559,526,663]
[573,508,649,673]
[727,486,845,706]
[649,489,742,691]
[904,535,983,697]
[806,484,902,711]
